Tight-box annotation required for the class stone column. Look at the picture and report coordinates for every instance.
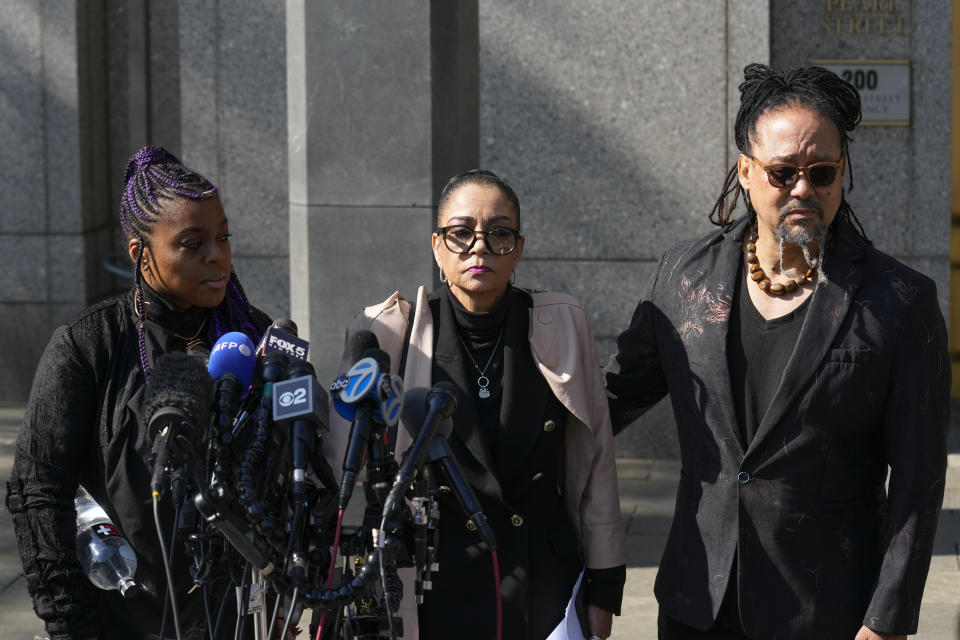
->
[0,0,114,401]
[179,0,290,322]
[287,0,477,384]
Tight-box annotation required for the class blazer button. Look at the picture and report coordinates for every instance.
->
[531,472,544,481]
[511,514,524,527]
[466,520,478,532]
[543,419,556,432]
[737,471,752,484]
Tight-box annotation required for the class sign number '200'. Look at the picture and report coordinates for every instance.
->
[279,387,308,407]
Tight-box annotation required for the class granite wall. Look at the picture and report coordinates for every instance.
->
[0,1,117,402]
[179,0,289,322]
[287,0,475,385]
[1,2,952,461]
[771,0,951,322]
[0,0,289,402]
[479,1,770,457]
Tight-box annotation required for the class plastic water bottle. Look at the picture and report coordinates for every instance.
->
[75,486,140,598]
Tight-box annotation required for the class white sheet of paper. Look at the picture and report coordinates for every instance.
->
[546,569,585,640]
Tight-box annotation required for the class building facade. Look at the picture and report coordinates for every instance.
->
[0,0,951,457]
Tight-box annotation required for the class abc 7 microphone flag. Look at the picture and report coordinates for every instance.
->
[332,356,403,426]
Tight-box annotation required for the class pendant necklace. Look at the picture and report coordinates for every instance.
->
[457,326,505,399]
[134,295,208,350]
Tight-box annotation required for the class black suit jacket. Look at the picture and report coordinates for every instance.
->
[420,287,582,640]
[607,216,949,638]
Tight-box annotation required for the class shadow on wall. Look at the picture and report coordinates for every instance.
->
[478,3,733,458]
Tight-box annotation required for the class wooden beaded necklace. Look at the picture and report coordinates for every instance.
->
[744,226,815,295]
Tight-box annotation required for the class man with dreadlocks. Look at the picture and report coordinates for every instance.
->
[6,146,270,639]
[605,65,949,639]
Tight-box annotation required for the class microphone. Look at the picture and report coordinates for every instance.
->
[208,331,257,389]
[381,383,460,520]
[145,352,213,498]
[329,329,379,404]
[256,318,309,362]
[207,332,256,437]
[395,385,496,549]
[272,359,329,502]
[336,330,382,510]
[422,425,497,551]
[272,317,298,335]
[331,339,404,427]
[362,348,404,428]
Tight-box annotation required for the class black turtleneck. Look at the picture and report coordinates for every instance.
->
[139,282,209,342]
[424,285,626,623]
[446,286,510,441]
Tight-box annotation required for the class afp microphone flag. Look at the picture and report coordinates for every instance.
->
[208,331,257,388]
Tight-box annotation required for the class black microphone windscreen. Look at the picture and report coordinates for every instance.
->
[271,318,298,336]
[400,387,431,439]
[348,330,380,365]
[363,347,391,373]
[427,381,460,418]
[144,352,213,439]
[287,358,316,379]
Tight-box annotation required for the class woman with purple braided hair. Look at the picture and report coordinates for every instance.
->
[7,146,271,639]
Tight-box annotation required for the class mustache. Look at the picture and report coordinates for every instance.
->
[779,199,823,222]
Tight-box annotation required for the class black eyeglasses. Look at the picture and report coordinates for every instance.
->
[437,225,521,255]
[747,154,842,189]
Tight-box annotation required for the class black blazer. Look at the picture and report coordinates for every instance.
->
[419,287,582,640]
[607,216,949,638]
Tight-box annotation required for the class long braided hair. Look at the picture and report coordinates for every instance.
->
[709,64,870,244]
[120,146,262,377]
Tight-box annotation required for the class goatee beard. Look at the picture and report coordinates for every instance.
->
[775,222,827,284]
[774,217,828,283]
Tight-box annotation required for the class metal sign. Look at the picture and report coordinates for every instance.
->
[814,59,910,126]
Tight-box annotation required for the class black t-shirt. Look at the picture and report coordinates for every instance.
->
[728,266,812,448]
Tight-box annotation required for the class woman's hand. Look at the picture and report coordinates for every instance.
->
[854,626,905,640]
[587,604,613,639]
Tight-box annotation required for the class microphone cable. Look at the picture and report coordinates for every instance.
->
[315,507,346,640]
[491,549,503,640]
[266,590,283,640]
[234,560,252,640]
[279,587,299,640]
[378,543,398,640]
[377,506,399,640]
[211,570,235,640]
[159,498,187,640]
[153,492,184,640]
[270,499,306,640]
[202,580,215,640]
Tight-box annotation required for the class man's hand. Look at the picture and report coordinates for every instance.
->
[587,604,613,639]
[854,625,906,640]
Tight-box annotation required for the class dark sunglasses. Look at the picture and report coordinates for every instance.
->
[437,225,520,255]
[747,154,842,189]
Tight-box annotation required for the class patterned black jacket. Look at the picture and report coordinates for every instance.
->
[6,286,269,639]
[606,215,949,638]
